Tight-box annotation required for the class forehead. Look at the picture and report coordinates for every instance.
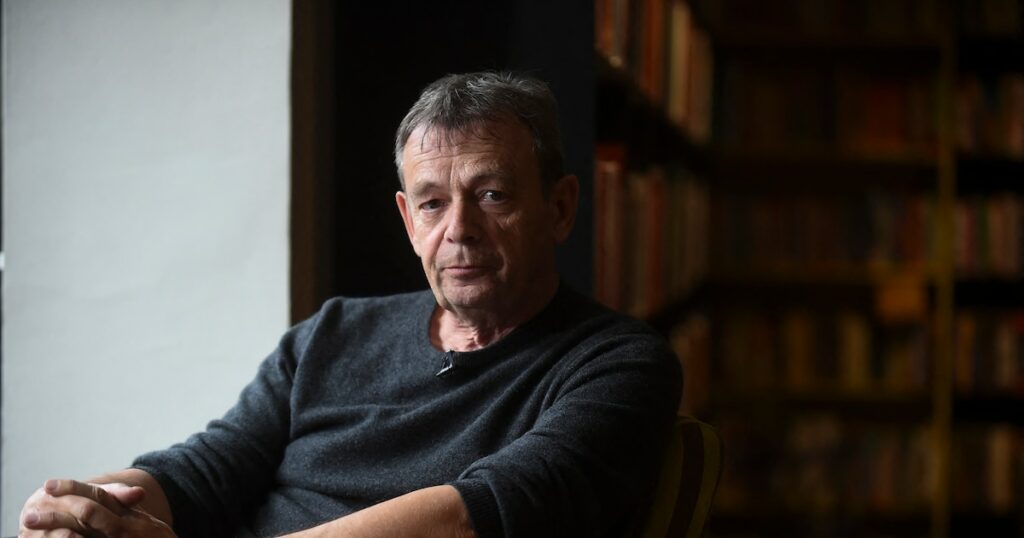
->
[402,120,535,171]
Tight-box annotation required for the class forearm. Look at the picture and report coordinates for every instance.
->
[281,485,475,538]
[87,468,173,525]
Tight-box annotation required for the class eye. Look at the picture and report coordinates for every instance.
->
[419,199,445,211]
[481,190,508,203]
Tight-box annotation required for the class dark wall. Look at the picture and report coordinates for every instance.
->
[293,1,594,319]
[505,0,596,305]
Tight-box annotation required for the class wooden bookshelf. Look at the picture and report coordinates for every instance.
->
[713,391,933,422]
[712,509,932,538]
[592,0,1023,537]
[952,15,1024,534]
[954,395,1024,426]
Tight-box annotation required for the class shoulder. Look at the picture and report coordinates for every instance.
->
[543,286,680,378]
[279,290,433,353]
[314,289,434,327]
[559,287,671,352]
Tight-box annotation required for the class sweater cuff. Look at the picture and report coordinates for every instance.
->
[451,478,503,538]
[129,463,197,537]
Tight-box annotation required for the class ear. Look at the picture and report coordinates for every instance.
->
[549,174,579,244]
[395,190,421,257]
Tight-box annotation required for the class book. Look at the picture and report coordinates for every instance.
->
[957,73,1024,158]
[710,192,938,274]
[955,310,1024,394]
[954,194,1024,277]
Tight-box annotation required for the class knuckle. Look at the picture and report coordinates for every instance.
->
[90,484,110,503]
[72,502,96,524]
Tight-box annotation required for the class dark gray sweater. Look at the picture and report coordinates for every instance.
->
[133,284,682,538]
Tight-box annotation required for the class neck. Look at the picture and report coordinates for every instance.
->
[431,275,560,352]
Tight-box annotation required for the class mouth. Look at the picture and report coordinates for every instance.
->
[442,265,493,279]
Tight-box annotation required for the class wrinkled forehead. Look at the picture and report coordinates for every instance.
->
[404,119,532,159]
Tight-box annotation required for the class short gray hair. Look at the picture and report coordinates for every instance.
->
[394,71,565,190]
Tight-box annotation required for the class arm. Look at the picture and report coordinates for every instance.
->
[280,485,475,538]
[451,332,682,537]
[22,312,321,538]
[129,311,317,536]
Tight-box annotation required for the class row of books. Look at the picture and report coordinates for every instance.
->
[837,70,940,158]
[953,425,1024,512]
[954,193,1024,277]
[594,145,709,318]
[712,309,930,393]
[595,0,714,142]
[716,416,933,514]
[717,63,939,158]
[957,73,1024,158]
[960,0,1023,37]
[697,0,945,39]
[955,310,1024,394]
[710,193,937,273]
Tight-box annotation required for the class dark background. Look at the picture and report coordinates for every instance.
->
[291,1,595,322]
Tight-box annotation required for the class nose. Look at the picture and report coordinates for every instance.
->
[444,197,482,244]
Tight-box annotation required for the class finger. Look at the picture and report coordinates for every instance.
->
[21,509,86,532]
[18,531,84,538]
[44,479,128,515]
[40,531,84,538]
[49,531,85,538]
[24,496,120,536]
[97,483,146,507]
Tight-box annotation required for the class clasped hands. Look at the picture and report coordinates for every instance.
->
[19,479,176,538]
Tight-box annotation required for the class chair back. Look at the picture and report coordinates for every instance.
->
[639,416,724,538]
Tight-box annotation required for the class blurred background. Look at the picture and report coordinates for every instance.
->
[3,0,1023,536]
[594,1,1023,537]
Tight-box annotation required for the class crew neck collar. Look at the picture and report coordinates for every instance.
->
[419,281,578,369]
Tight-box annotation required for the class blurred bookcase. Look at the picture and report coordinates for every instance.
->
[593,0,1024,537]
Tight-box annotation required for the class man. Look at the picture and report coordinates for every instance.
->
[20,72,681,538]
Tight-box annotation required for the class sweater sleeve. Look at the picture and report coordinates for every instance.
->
[131,311,318,537]
[451,332,683,538]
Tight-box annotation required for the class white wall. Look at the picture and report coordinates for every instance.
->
[1,1,291,532]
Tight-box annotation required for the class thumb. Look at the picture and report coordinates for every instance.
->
[98,482,147,507]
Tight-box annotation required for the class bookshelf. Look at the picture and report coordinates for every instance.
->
[951,1,1024,534]
[593,0,1023,537]
[704,0,954,532]
[594,0,712,322]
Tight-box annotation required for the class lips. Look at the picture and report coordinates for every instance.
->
[442,265,493,279]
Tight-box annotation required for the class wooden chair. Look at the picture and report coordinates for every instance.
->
[639,416,724,538]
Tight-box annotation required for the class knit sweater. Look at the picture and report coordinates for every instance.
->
[132,284,682,538]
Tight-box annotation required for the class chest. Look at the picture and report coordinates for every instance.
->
[277,340,567,498]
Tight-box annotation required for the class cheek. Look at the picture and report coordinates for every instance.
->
[416,228,447,262]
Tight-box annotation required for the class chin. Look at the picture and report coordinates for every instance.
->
[439,283,499,310]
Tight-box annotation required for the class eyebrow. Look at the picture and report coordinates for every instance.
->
[407,169,514,199]
[408,179,442,199]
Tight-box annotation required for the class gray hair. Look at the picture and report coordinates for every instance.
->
[394,71,565,190]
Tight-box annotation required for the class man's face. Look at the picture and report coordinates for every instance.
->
[396,120,576,315]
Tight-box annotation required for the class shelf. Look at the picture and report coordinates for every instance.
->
[595,52,707,171]
[664,270,936,313]
[955,277,1024,307]
[957,155,1024,193]
[710,508,930,538]
[951,510,1023,536]
[711,149,938,192]
[713,30,944,67]
[954,394,1024,425]
[711,267,937,287]
[959,36,1024,73]
[713,391,932,422]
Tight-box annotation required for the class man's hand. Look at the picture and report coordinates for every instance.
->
[19,479,176,538]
